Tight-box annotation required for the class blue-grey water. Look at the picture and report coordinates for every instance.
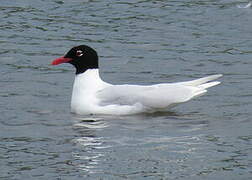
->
[0,0,252,179]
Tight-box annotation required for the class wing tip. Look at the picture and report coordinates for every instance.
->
[198,81,221,89]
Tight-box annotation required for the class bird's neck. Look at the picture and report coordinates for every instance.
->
[75,68,101,83]
[73,69,106,92]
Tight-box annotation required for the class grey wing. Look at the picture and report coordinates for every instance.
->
[96,84,201,108]
[96,85,147,106]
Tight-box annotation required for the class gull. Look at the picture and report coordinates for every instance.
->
[51,45,222,115]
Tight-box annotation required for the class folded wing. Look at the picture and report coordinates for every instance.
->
[96,74,222,110]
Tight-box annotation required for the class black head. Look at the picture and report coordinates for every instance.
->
[51,45,99,74]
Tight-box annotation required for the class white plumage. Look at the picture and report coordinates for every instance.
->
[70,69,222,115]
[51,45,222,115]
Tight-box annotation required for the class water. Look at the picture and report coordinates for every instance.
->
[0,0,252,179]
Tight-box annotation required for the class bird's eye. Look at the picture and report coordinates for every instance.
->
[76,50,84,57]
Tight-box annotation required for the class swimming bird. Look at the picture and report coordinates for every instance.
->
[51,45,222,115]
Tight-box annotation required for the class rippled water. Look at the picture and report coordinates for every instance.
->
[1,0,252,179]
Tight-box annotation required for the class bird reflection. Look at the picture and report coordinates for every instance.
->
[71,116,109,173]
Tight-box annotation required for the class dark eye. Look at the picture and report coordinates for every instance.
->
[76,50,84,57]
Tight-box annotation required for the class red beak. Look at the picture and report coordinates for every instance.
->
[51,57,72,65]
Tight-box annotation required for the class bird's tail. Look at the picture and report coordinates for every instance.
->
[180,74,222,89]
[178,74,222,99]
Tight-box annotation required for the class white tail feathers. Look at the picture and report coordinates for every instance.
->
[192,89,207,98]
[198,81,221,89]
[179,74,222,90]
[181,74,222,87]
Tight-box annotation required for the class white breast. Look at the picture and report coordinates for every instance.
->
[70,69,110,114]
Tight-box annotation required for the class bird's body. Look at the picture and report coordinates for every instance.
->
[70,69,221,115]
[51,45,222,115]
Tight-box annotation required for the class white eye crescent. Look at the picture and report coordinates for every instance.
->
[76,50,84,57]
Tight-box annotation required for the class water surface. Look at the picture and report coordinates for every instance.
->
[0,0,252,179]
